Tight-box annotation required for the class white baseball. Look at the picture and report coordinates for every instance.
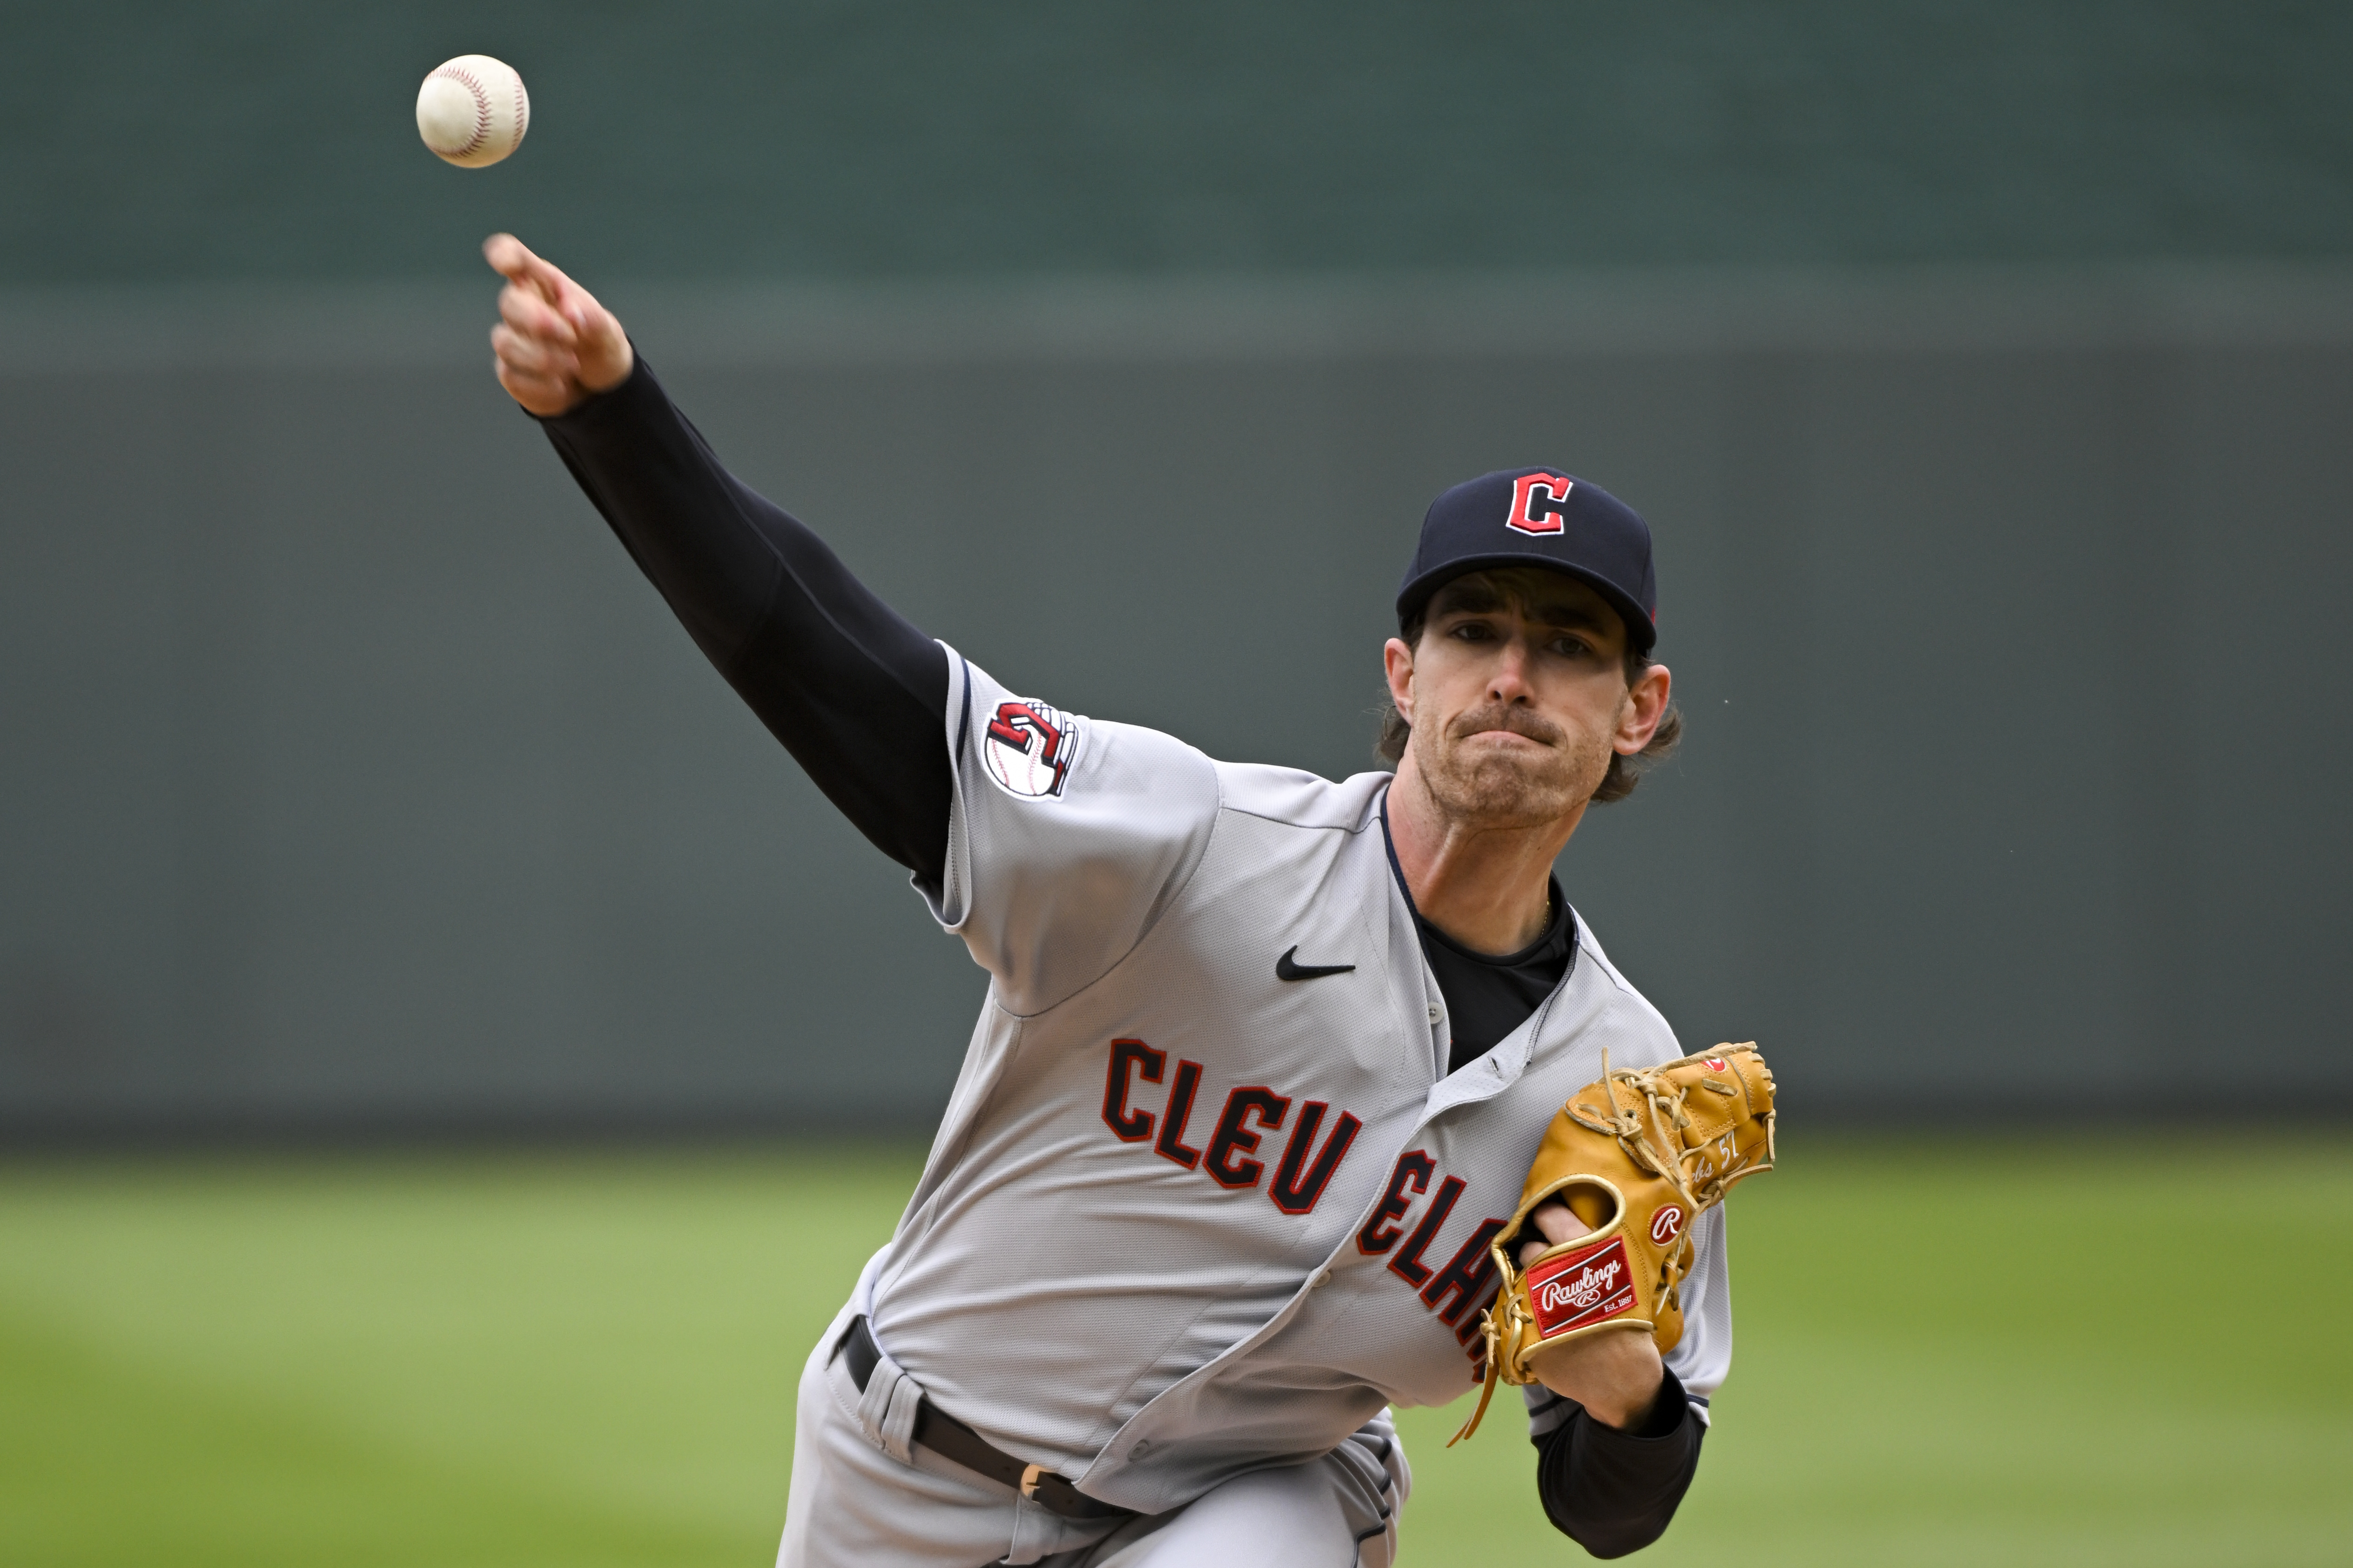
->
[416,55,530,168]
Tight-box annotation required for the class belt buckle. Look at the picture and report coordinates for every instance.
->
[1019,1463,1044,1500]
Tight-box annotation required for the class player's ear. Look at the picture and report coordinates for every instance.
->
[1613,662,1672,754]
[1383,637,1417,724]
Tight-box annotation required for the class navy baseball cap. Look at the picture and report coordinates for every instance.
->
[1396,468,1658,653]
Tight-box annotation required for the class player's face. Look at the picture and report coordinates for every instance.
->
[1386,569,1667,828]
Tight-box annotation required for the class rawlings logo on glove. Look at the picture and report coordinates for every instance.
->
[1528,1241,1635,1333]
[1452,1041,1777,1443]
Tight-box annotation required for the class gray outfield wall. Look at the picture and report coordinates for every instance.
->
[4,268,2348,1134]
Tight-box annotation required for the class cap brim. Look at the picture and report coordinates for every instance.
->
[1396,554,1656,653]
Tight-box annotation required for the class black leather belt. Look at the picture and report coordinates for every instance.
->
[837,1315,1134,1523]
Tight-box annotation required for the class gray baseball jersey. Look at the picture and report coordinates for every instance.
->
[846,649,1733,1518]
[531,363,1724,1563]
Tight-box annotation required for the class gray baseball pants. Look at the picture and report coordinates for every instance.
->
[776,1307,1409,1568]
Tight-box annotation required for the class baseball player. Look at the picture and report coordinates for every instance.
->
[485,234,1723,1565]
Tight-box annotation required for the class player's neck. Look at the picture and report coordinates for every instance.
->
[1385,757,1583,956]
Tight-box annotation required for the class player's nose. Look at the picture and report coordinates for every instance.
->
[1487,636,1538,701]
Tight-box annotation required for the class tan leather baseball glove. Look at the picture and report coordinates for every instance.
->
[1452,1042,1777,1443]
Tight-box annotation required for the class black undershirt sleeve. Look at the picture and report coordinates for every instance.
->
[1530,1369,1706,1557]
[536,358,953,891]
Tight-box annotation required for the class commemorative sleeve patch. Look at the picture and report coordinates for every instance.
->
[981,699,1083,798]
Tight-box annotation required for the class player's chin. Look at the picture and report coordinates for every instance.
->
[1439,757,1586,824]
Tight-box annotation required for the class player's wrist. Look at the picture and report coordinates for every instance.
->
[1529,1329,1665,1428]
[1580,1364,1666,1431]
[578,335,635,395]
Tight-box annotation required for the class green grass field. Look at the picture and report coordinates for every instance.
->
[4,1134,2348,1566]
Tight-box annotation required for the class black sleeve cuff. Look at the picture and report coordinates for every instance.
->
[532,349,656,431]
[1614,1367,1694,1441]
[1531,1366,1706,1558]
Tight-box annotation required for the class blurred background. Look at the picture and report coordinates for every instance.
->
[2,3,2348,1565]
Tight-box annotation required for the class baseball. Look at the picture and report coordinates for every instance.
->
[416,55,529,168]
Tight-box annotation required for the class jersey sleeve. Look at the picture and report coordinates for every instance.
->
[928,652,1221,1015]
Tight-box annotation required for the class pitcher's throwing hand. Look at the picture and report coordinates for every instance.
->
[484,234,632,417]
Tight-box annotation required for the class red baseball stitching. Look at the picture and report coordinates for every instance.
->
[432,64,492,158]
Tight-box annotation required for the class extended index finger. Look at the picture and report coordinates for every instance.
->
[483,233,574,306]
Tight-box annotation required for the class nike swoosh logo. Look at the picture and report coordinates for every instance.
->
[1276,945,1356,982]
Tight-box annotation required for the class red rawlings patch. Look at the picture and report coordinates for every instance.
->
[1525,1236,1639,1338]
[1649,1204,1685,1245]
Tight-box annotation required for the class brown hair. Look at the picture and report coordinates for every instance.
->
[1373,607,1682,805]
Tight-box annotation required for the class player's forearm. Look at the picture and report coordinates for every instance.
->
[1532,1369,1704,1558]
[539,357,824,663]
[538,359,954,885]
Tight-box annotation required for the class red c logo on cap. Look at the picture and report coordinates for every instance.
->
[1506,473,1575,536]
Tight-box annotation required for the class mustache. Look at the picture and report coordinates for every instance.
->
[1444,704,1563,747]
